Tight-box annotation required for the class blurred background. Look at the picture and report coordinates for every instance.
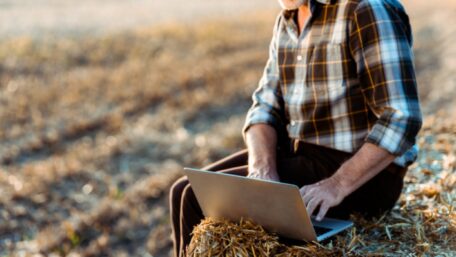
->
[0,0,455,256]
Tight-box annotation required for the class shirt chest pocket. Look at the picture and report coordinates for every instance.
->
[306,43,349,92]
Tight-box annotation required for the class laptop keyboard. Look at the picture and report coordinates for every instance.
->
[313,226,332,236]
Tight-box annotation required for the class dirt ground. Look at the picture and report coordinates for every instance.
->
[0,0,455,256]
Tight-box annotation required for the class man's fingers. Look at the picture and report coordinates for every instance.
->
[316,203,330,221]
[247,171,279,182]
[302,188,316,204]
[299,186,309,197]
[247,173,257,178]
[306,197,321,217]
[247,173,263,180]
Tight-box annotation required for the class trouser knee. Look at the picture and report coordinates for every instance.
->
[169,176,190,208]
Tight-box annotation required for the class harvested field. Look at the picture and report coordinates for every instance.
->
[0,0,455,256]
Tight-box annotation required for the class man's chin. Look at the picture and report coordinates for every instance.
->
[278,0,307,10]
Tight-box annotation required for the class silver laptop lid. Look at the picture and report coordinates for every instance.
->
[183,167,318,241]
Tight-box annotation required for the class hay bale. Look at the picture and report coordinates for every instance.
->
[186,217,350,257]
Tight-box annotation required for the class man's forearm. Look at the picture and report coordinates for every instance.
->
[332,142,397,196]
[301,141,398,220]
[244,124,279,180]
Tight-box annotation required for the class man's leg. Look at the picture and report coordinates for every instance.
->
[330,164,405,218]
[170,142,406,254]
[282,141,407,219]
[178,166,248,257]
[302,143,406,218]
[202,149,248,171]
[169,149,248,257]
[169,176,190,257]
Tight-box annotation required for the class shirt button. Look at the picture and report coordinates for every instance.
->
[296,55,303,61]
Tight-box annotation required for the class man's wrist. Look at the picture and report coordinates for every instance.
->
[248,162,280,181]
[331,163,357,196]
[248,163,277,176]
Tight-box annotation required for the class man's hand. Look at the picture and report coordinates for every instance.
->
[248,168,280,182]
[300,142,397,221]
[300,176,348,221]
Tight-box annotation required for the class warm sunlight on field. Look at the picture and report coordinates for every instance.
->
[0,0,455,256]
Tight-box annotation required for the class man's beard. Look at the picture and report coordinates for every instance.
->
[277,0,308,10]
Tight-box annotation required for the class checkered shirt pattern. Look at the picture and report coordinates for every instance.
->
[243,0,423,167]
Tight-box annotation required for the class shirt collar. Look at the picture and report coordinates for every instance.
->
[281,0,330,20]
[281,0,330,40]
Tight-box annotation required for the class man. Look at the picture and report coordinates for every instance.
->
[169,0,422,256]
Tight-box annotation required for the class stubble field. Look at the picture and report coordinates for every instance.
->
[0,1,455,256]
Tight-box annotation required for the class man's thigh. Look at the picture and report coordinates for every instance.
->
[276,156,318,187]
[171,150,248,208]
[276,142,405,218]
[202,149,248,171]
[276,153,342,188]
[215,165,248,176]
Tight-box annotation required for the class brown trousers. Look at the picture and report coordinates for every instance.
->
[169,141,407,257]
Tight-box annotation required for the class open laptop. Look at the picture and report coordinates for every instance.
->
[183,167,353,242]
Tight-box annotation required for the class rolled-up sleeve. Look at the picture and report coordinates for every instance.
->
[349,0,423,156]
[242,14,286,138]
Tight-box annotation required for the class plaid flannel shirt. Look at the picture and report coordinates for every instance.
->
[243,0,423,167]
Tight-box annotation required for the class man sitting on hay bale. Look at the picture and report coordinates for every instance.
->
[169,0,422,256]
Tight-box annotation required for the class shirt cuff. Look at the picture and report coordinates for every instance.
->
[365,120,416,157]
[242,107,284,140]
